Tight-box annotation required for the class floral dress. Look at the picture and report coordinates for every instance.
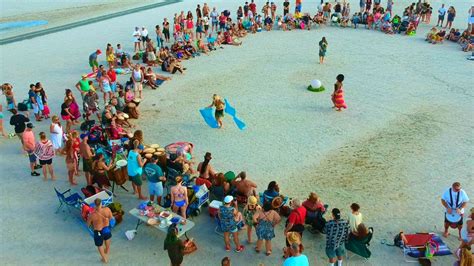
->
[256,211,276,241]
[219,206,237,232]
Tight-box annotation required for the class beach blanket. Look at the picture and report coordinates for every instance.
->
[406,234,451,258]
[199,108,219,128]
[224,99,247,130]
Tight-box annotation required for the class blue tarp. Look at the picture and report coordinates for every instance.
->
[199,108,219,128]
[200,99,246,130]
[224,99,246,130]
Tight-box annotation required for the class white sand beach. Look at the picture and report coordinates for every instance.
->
[0,0,473,265]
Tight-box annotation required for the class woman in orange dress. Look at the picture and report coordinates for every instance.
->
[331,74,347,111]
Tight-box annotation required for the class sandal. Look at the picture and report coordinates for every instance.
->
[255,247,260,253]
[265,251,272,256]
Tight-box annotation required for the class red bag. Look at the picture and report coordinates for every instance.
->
[43,104,50,116]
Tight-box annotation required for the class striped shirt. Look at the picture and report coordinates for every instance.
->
[34,140,55,161]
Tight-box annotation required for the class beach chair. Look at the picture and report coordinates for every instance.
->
[54,187,83,214]
[345,227,374,263]
[401,233,433,263]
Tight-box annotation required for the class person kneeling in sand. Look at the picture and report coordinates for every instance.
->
[87,198,113,263]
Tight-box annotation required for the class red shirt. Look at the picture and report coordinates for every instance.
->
[288,206,307,225]
[107,69,117,82]
[249,3,257,13]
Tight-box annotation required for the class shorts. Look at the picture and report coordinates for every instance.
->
[212,21,218,27]
[326,245,345,259]
[39,159,52,165]
[438,15,445,21]
[93,227,112,246]
[130,174,142,186]
[148,181,163,196]
[28,151,37,163]
[83,158,93,172]
[33,104,39,114]
[204,25,209,31]
[89,60,99,68]
[61,115,71,121]
[155,79,165,86]
[215,109,224,118]
[445,214,463,227]
[110,82,117,92]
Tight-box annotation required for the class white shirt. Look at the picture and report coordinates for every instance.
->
[141,29,148,37]
[442,188,469,214]
[203,16,209,25]
[348,212,363,232]
[132,30,141,42]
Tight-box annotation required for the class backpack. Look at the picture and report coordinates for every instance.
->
[393,232,404,247]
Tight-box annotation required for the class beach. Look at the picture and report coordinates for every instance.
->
[0,0,473,265]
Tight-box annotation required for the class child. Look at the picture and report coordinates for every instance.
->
[331,74,347,111]
[243,196,261,243]
[367,13,374,29]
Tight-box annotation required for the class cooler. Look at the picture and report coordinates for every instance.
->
[209,200,222,217]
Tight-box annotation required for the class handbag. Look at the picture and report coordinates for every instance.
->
[183,237,197,255]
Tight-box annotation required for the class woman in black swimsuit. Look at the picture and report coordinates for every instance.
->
[163,18,171,42]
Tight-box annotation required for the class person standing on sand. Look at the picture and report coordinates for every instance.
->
[132,27,142,52]
[89,49,101,73]
[87,198,113,264]
[34,131,57,181]
[441,182,469,239]
[437,4,447,27]
[325,208,350,266]
[79,133,94,185]
[0,104,6,138]
[319,37,328,64]
[127,139,147,200]
[9,108,29,146]
[219,195,245,252]
[23,123,41,176]
[208,94,225,128]
[76,75,91,96]
[331,74,347,111]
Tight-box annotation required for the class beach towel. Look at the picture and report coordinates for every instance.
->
[199,108,219,128]
[224,99,247,130]
[406,234,451,258]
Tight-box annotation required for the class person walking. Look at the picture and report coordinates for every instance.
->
[219,195,245,252]
[253,201,280,256]
[22,123,41,176]
[144,155,166,205]
[319,37,328,64]
[34,132,57,181]
[87,198,113,263]
[441,182,469,239]
[208,94,225,129]
[325,208,350,266]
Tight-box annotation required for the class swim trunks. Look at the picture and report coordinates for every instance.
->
[89,60,98,68]
[93,226,112,246]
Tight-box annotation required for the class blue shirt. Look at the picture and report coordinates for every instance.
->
[127,150,142,176]
[89,52,98,61]
[143,163,163,183]
[283,254,309,266]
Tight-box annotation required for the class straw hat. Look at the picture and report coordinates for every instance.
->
[248,196,258,206]
[271,196,283,209]
[286,232,301,245]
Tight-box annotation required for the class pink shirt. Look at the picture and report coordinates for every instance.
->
[186,19,194,29]
[22,130,35,151]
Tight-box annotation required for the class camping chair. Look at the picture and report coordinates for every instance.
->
[345,227,374,263]
[54,187,83,214]
[402,233,433,263]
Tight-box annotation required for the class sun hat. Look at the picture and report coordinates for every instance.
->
[286,231,301,245]
[271,196,283,209]
[248,196,257,206]
[224,195,234,204]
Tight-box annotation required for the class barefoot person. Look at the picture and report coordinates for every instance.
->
[319,37,328,64]
[171,176,188,223]
[87,198,113,263]
[441,182,469,239]
[127,140,147,200]
[89,49,102,73]
[34,132,57,181]
[79,133,94,185]
[331,74,347,111]
[208,94,225,128]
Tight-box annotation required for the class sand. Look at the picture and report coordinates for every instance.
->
[0,0,473,265]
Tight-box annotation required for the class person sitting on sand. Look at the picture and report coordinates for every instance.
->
[350,223,369,240]
[87,198,113,263]
[441,182,469,239]
[144,67,171,89]
[431,30,447,44]
[171,175,188,223]
[351,12,361,28]
[223,31,242,46]
[331,74,347,111]
[302,192,326,224]
[196,152,216,188]
[405,22,416,35]
[381,20,394,34]
[263,181,281,204]
[168,58,186,74]
[231,171,258,199]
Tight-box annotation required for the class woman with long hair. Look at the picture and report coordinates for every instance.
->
[92,153,113,189]
[171,175,188,222]
[34,132,56,181]
[253,201,281,256]
[319,37,328,64]
[127,139,147,199]
[331,74,347,111]
[164,223,188,266]
[196,152,216,188]
[63,137,78,185]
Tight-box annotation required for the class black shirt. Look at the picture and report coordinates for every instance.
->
[283,2,290,10]
[61,103,69,116]
[335,4,342,13]
[9,114,30,133]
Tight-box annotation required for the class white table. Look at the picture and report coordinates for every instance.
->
[129,206,195,238]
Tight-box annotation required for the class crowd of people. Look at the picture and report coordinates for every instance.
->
[1,0,473,265]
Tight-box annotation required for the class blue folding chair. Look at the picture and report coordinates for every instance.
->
[54,187,83,214]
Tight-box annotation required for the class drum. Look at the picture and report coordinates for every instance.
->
[132,98,141,106]
[144,153,153,159]
[108,165,128,186]
[128,104,139,119]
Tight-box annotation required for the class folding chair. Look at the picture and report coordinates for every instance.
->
[54,187,83,214]
[345,227,374,264]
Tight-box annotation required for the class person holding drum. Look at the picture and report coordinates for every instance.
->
[441,182,469,239]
